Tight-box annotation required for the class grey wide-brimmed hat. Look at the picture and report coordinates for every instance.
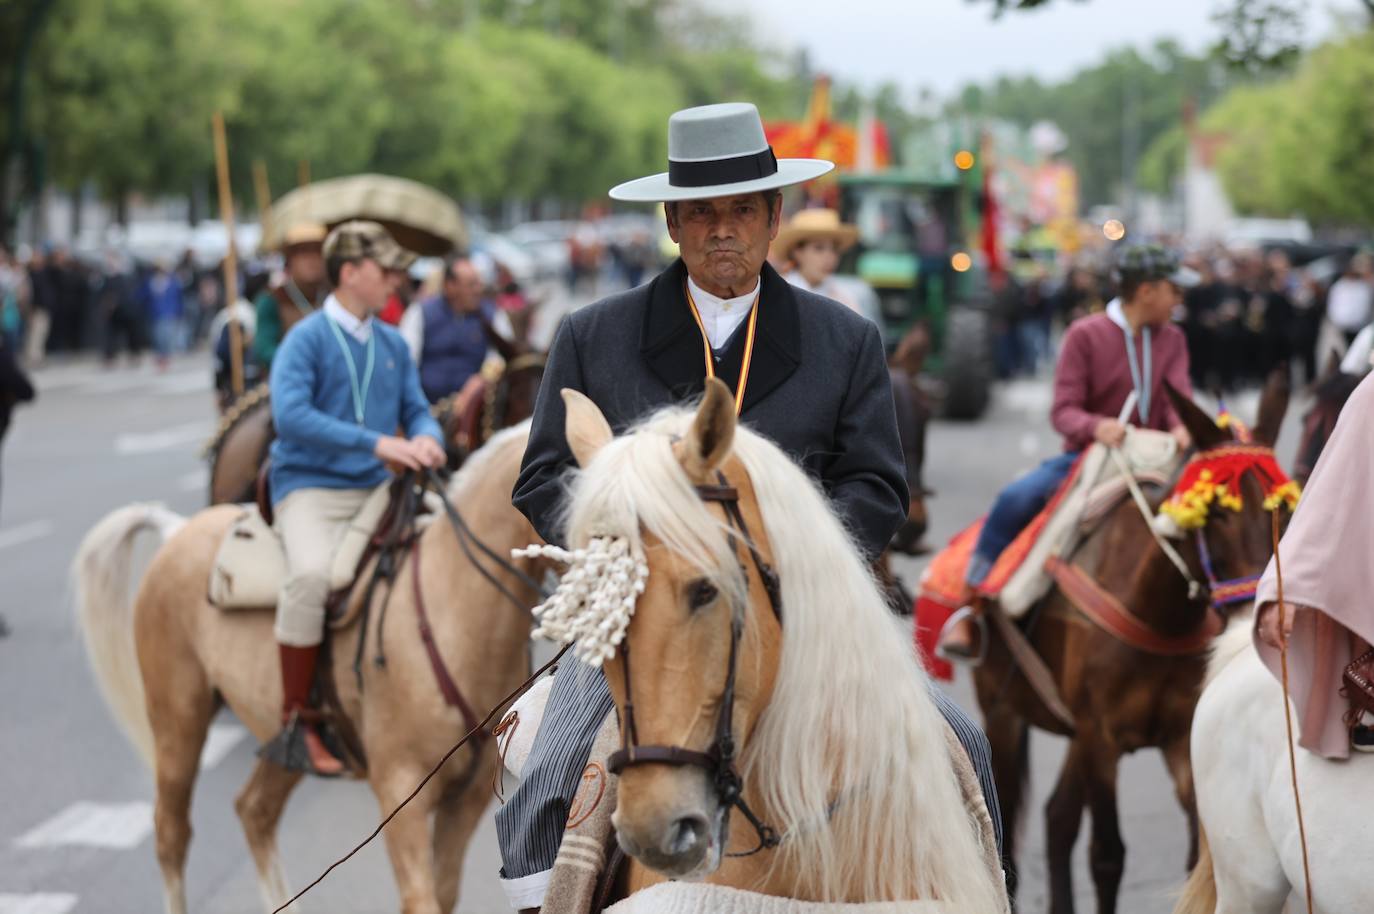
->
[609,103,834,203]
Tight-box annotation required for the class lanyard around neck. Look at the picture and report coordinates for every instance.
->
[1120,320,1151,425]
[684,281,760,416]
[324,313,376,425]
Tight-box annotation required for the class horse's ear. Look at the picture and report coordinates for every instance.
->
[562,388,613,468]
[1253,367,1290,447]
[683,378,736,481]
[1165,382,1228,451]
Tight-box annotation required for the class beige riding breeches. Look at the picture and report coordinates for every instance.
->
[273,486,372,646]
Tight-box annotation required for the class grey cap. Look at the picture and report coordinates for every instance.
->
[608,103,834,203]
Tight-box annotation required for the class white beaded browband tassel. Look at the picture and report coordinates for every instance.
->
[513,536,649,667]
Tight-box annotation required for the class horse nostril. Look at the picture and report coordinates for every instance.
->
[663,813,710,857]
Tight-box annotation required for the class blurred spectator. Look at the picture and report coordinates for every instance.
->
[143,260,186,369]
[493,261,533,346]
[48,248,90,353]
[94,252,146,367]
[1327,253,1373,345]
[0,329,35,521]
[377,264,414,326]
[0,247,29,354]
[25,248,56,366]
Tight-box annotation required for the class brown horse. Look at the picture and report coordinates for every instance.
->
[1293,352,1359,485]
[205,357,545,505]
[73,426,547,914]
[551,380,1007,910]
[973,374,1293,914]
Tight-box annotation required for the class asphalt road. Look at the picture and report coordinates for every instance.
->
[0,322,1302,914]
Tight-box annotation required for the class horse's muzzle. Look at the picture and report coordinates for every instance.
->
[612,770,726,878]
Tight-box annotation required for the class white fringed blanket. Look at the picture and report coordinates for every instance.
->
[604,883,957,913]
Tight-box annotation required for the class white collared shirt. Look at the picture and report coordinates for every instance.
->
[324,293,373,344]
[687,275,758,350]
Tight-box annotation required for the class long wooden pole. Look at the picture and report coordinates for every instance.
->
[212,111,244,398]
[252,159,273,243]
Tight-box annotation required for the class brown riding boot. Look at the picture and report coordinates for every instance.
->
[271,643,345,777]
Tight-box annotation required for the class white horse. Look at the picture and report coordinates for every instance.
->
[1173,616,1373,914]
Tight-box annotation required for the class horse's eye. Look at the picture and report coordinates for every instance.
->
[686,579,719,610]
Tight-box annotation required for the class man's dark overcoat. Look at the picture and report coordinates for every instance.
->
[513,259,909,558]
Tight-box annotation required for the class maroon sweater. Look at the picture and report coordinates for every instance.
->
[1050,308,1192,452]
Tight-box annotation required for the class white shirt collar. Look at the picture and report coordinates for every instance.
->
[686,275,758,351]
[324,293,373,343]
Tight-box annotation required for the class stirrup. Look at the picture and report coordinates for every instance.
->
[258,711,345,777]
[935,605,988,667]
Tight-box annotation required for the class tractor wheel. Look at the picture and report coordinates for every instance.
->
[941,307,992,420]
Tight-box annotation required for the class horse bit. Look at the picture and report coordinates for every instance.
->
[605,471,784,857]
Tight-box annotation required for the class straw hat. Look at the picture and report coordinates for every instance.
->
[772,208,859,262]
[281,222,327,255]
[609,103,833,202]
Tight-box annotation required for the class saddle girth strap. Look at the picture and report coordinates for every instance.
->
[410,542,486,740]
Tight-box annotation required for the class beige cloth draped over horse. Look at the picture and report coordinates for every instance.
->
[999,430,1181,618]
[500,680,1006,914]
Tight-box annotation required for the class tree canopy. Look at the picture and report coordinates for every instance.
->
[7,0,801,222]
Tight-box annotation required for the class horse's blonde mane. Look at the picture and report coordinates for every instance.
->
[566,408,1003,909]
[446,420,533,503]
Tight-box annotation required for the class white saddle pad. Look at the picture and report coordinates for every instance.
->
[208,483,397,610]
[605,883,956,914]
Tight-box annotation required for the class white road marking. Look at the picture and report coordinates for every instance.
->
[0,894,79,914]
[14,801,153,850]
[114,421,210,456]
[0,520,55,552]
[178,469,208,493]
[199,722,249,771]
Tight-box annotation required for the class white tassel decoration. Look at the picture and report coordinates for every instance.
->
[513,536,649,666]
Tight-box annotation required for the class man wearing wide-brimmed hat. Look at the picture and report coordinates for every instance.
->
[253,221,330,370]
[497,103,1003,910]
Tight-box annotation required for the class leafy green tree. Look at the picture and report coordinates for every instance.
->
[1206,31,1374,225]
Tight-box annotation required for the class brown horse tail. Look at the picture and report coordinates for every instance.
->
[1172,825,1217,914]
[71,503,185,770]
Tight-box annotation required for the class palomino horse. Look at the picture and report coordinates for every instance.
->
[206,356,546,505]
[1171,619,1368,914]
[73,425,546,914]
[974,374,1294,914]
[552,379,1008,910]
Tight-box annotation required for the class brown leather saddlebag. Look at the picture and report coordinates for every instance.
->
[1342,648,1374,726]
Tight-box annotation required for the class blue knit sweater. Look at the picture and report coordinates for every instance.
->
[269,311,443,505]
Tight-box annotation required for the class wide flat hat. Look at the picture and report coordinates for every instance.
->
[772,208,859,261]
[609,103,834,203]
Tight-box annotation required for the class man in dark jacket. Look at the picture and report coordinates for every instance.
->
[496,102,1001,911]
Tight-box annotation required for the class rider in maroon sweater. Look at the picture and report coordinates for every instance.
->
[940,244,1197,660]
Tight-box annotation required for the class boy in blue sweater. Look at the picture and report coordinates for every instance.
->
[268,221,446,775]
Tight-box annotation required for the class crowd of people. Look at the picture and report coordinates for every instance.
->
[988,243,1373,391]
[0,243,227,370]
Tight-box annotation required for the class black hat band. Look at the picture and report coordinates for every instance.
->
[667,146,778,188]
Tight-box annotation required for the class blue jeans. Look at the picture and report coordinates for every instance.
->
[967,451,1079,586]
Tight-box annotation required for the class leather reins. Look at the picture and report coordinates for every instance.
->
[605,471,783,857]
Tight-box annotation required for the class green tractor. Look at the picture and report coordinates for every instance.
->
[837,171,993,420]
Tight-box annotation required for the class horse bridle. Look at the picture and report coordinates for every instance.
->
[605,471,784,857]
